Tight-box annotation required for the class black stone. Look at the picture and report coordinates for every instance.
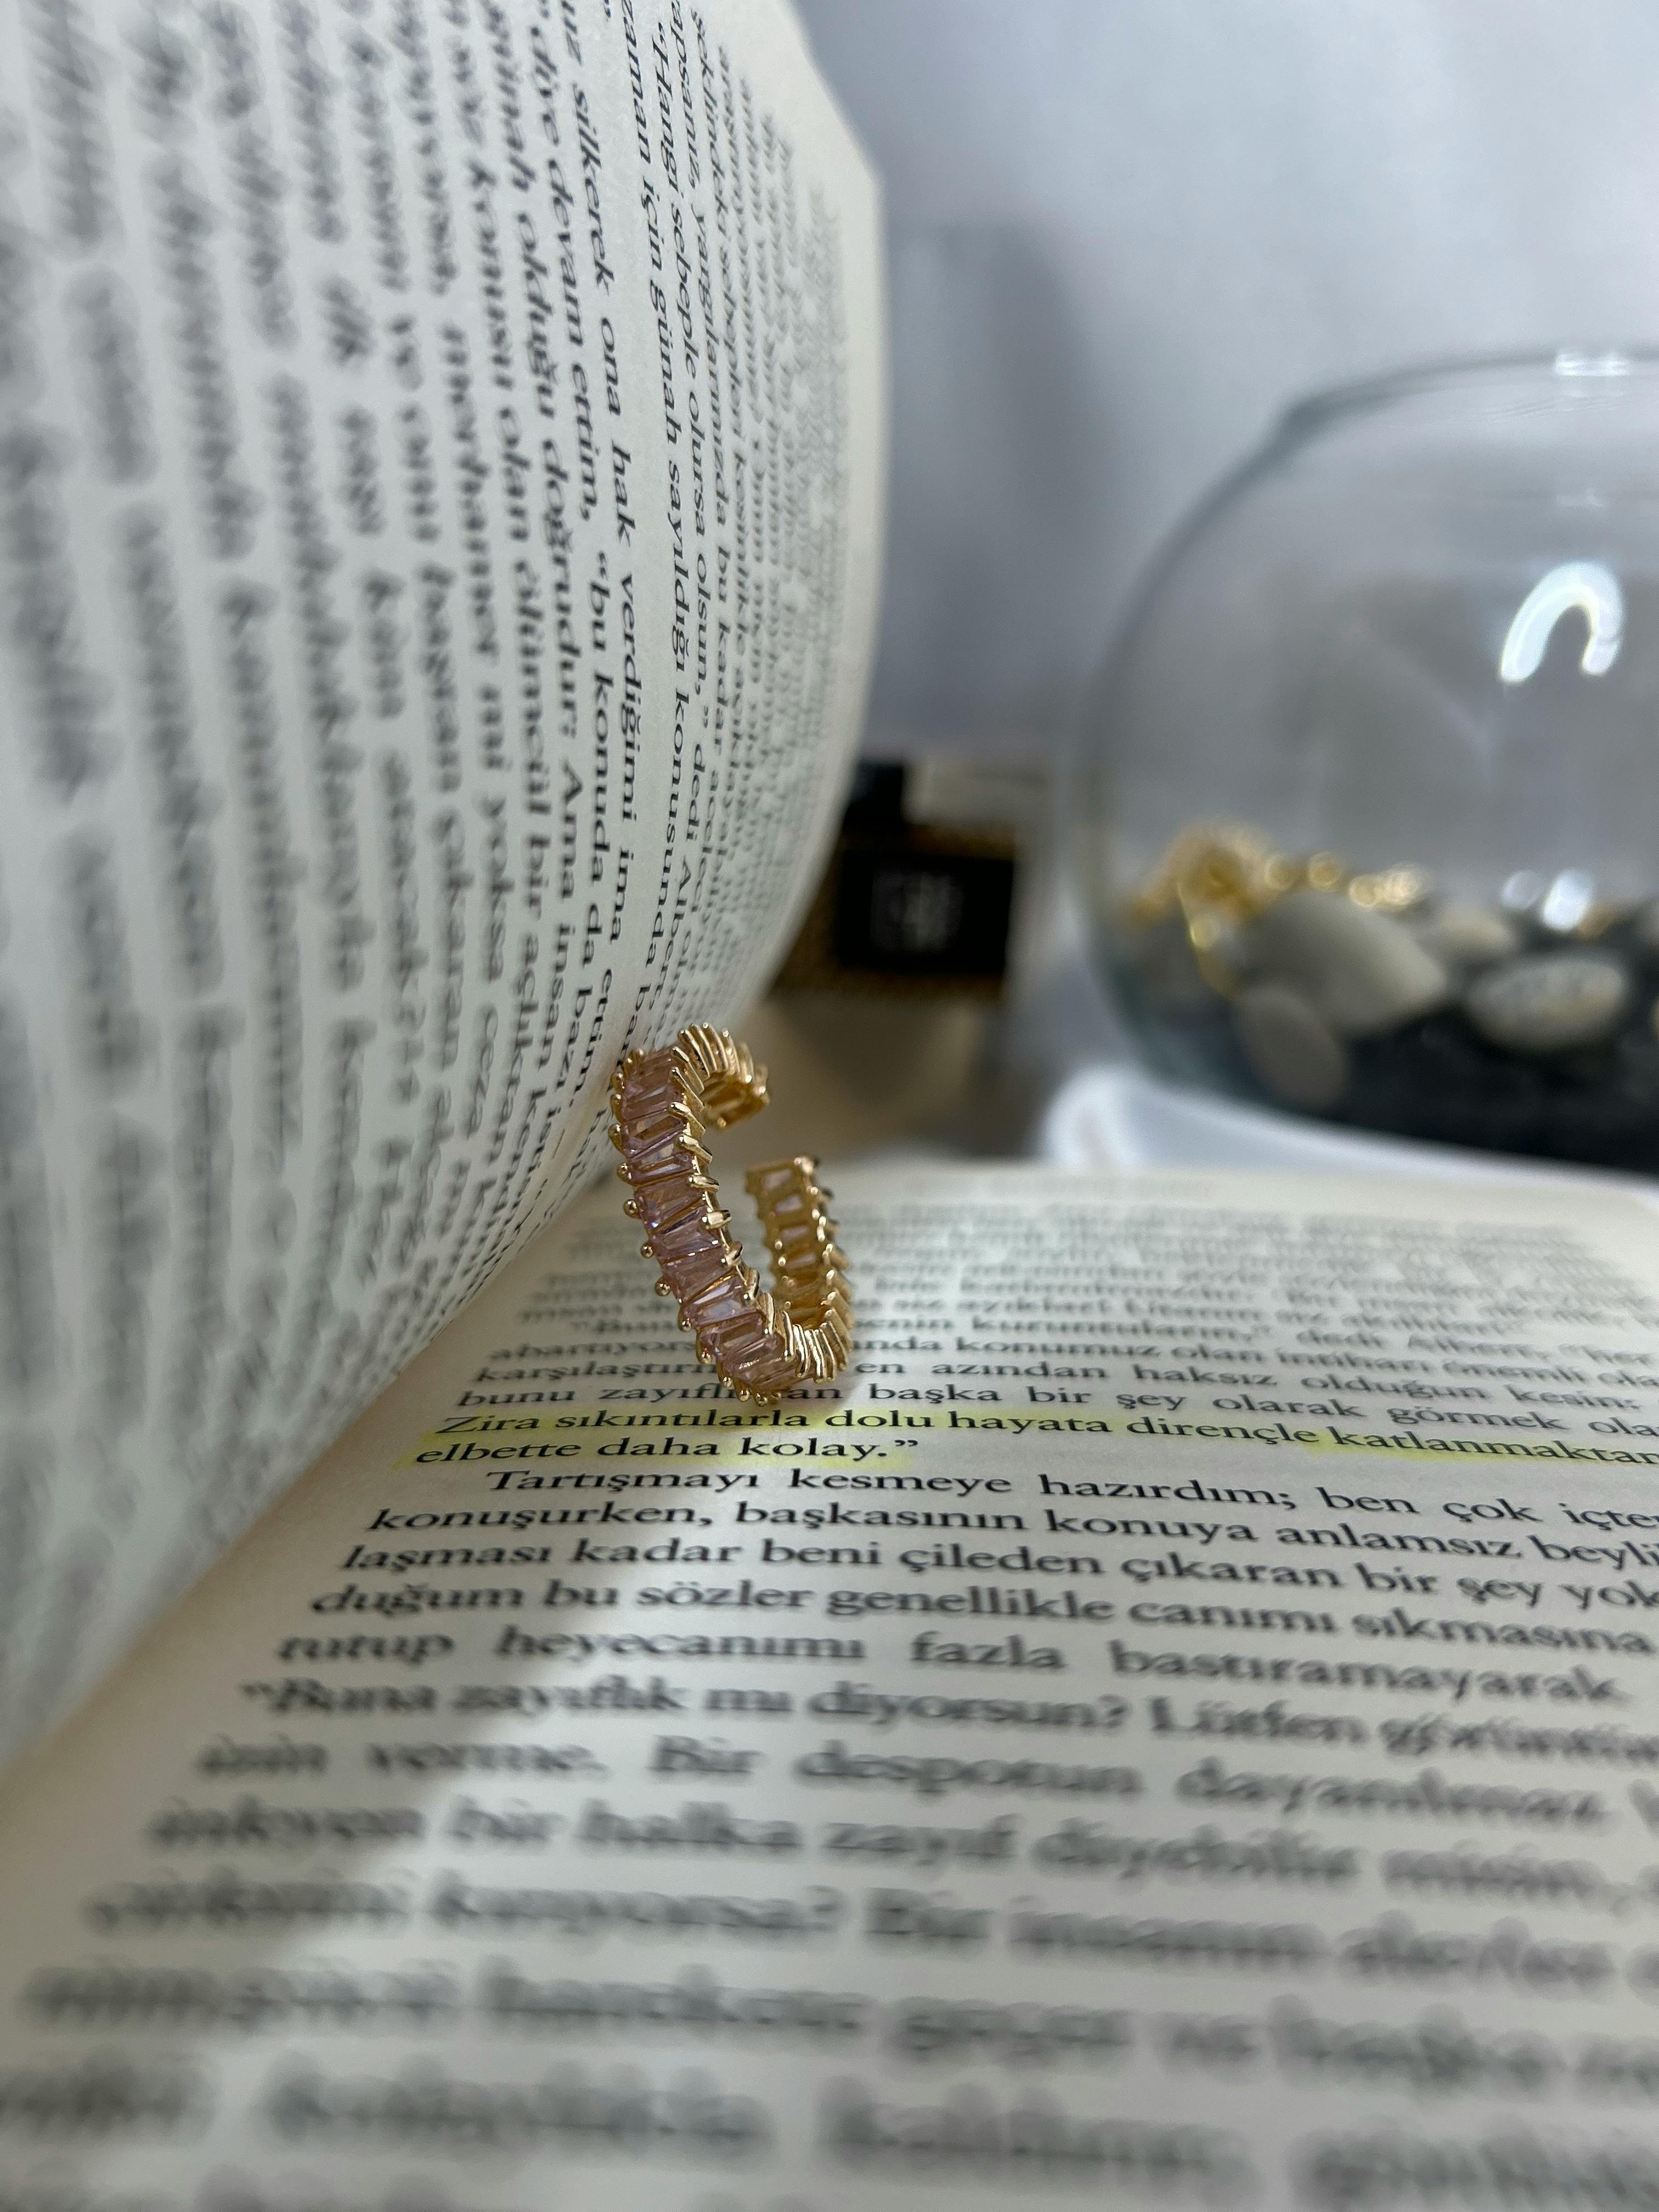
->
[1136,983,1659,1174]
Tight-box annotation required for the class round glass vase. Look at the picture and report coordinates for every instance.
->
[1072,351,1659,1172]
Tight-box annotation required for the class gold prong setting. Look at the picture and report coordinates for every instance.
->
[608,1025,853,1403]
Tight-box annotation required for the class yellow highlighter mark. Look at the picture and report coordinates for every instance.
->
[403,1403,1659,1472]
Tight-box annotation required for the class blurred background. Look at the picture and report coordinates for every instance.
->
[798,0,1659,766]
[748,1,1659,1187]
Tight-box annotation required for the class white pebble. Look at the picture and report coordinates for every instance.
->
[1233,983,1351,1110]
[1412,905,1519,971]
[1465,953,1628,1054]
[1245,890,1449,1037]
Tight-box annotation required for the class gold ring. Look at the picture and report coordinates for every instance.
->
[608,1025,852,1402]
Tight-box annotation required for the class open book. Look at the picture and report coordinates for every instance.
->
[7,5,1659,2209]
[15,1163,1659,2204]
[0,0,882,1758]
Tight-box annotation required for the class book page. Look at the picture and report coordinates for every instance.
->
[9,1163,1659,2204]
[0,0,882,1759]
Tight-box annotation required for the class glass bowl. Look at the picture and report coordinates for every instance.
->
[1072,351,1659,1172]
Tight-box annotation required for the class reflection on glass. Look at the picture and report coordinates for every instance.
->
[1498,559,1624,684]
[1073,353,1659,1171]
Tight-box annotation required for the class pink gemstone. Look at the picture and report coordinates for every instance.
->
[696,1320,755,1368]
[739,1349,795,1392]
[705,1314,765,1361]
[625,1092,679,1132]
[662,1245,730,1298]
[625,1097,682,1139]
[638,1180,701,1233]
[652,1214,717,1266]
[627,1129,689,1177]
[631,1047,678,1086]
[684,1274,752,1328]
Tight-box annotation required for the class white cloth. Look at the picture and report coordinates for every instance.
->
[1041,1063,1659,1212]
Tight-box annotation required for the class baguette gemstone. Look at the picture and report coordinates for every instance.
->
[608,1025,852,1402]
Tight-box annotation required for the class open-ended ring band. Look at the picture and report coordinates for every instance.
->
[609,1025,853,1403]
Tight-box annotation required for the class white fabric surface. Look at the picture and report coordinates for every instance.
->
[1041,1063,1659,1212]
